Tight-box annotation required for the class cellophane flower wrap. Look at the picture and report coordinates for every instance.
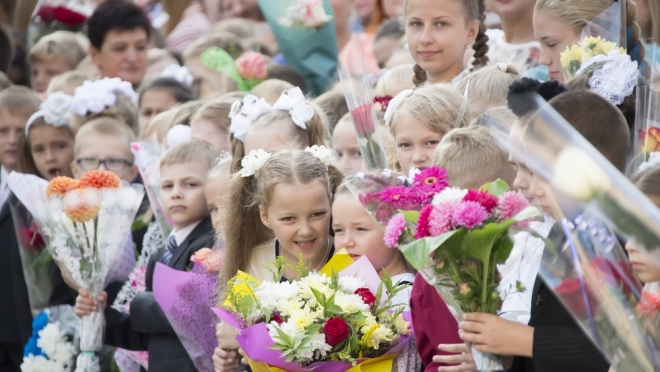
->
[28,0,92,47]
[214,252,414,371]
[10,170,144,372]
[338,39,388,171]
[358,167,539,369]
[152,245,224,372]
[501,94,660,370]
[130,137,174,237]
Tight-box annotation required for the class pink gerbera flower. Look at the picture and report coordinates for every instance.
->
[428,201,454,236]
[380,186,420,210]
[463,189,498,214]
[415,204,434,239]
[498,191,530,223]
[452,201,488,230]
[384,213,407,248]
[413,166,448,192]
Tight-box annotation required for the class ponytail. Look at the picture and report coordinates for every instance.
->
[220,172,273,283]
[304,101,332,148]
[471,0,489,71]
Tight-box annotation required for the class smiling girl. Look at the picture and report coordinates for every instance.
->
[385,83,468,173]
[404,0,489,85]
[533,0,646,83]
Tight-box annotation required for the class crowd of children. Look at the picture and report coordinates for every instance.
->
[0,0,659,371]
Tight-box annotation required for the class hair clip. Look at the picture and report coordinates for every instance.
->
[239,149,271,178]
[26,92,73,135]
[384,89,413,126]
[166,124,191,148]
[273,87,314,129]
[160,64,194,87]
[229,95,273,142]
[305,145,335,166]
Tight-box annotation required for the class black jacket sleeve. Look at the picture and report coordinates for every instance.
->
[103,306,149,351]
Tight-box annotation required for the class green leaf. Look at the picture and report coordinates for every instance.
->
[461,222,513,263]
[492,236,515,264]
[402,210,420,223]
[311,287,327,308]
[479,179,510,196]
[513,206,542,221]
[399,229,461,270]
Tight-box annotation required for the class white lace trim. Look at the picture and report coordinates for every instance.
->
[585,51,638,106]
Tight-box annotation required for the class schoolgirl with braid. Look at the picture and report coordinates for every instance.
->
[533,0,647,83]
[403,0,490,85]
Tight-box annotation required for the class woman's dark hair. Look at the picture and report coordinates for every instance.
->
[87,0,151,51]
[138,77,196,106]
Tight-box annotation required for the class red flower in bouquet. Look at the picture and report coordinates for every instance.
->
[354,288,376,309]
[373,96,393,112]
[323,317,350,347]
[52,6,86,26]
[555,278,598,319]
[37,5,56,22]
[590,257,641,298]
[414,204,434,239]
[18,224,45,252]
[191,248,224,273]
[463,189,498,214]
[270,313,284,324]
[46,176,79,197]
[236,51,267,81]
[79,170,121,189]
[350,105,376,138]
[637,291,660,316]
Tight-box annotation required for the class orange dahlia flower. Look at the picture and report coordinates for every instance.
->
[46,177,79,197]
[63,189,101,222]
[79,170,121,189]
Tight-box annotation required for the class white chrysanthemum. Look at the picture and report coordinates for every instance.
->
[393,314,411,335]
[361,324,395,350]
[305,145,335,166]
[298,273,331,299]
[338,276,364,293]
[21,355,64,372]
[239,149,272,177]
[288,308,317,331]
[40,91,73,127]
[37,323,66,357]
[277,298,304,317]
[267,321,299,339]
[309,332,332,357]
[51,342,75,364]
[431,187,468,206]
[334,292,370,313]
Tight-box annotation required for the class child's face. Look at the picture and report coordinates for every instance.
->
[332,193,402,274]
[373,36,400,69]
[533,9,579,82]
[139,88,178,138]
[161,161,210,230]
[90,28,148,86]
[528,172,558,218]
[191,118,231,153]
[0,110,28,172]
[73,134,138,182]
[405,0,479,81]
[244,121,294,155]
[394,111,443,172]
[31,58,71,93]
[509,123,532,199]
[626,240,660,284]
[260,180,331,269]
[29,125,75,179]
[204,171,229,232]
[332,119,365,176]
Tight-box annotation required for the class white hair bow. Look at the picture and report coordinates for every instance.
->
[166,124,191,148]
[273,87,314,129]
[26,92,73,135]
[384,89,413,127]
[229,95,273,142]
[71,77,135,116]
[160,64,194,87]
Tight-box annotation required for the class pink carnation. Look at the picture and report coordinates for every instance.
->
[428,201,454,236]
[452,201,488,230]
[415,204,434,239]
[463,189,498,214]
[498,191,529,222]
[384,213,407,248]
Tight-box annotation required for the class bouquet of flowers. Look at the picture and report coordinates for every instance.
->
[214,254,414,371]
[200,47,267,92]
[130,138,174,237]
[8,170,144,372]
[152,246,224,372]
[277,0,333,31]
[22,306,79,372]
[29,0,92,46]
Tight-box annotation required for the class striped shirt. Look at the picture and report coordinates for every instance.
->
[165,2,212,53]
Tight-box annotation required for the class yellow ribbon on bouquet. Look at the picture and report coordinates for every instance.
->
[245,353,395,372]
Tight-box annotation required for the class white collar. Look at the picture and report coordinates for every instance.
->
[170,219,202,246]
[0,166,9,207]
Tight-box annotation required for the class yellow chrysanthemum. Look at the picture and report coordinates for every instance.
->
[579,36,603,52]
[288,309,316,331]
[359,323,380,348]
[560,44,583,76]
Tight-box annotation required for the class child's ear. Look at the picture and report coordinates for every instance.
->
[259,205,272,230]
[466,19,480,46]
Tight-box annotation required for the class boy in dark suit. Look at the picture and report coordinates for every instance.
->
[457,90,628,372]
[75,140,220,372]
[0,87,42,371]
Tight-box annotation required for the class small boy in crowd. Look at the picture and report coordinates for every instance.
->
[0,86,41,371]
[28,31,87,93]
[75,140,218,372]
